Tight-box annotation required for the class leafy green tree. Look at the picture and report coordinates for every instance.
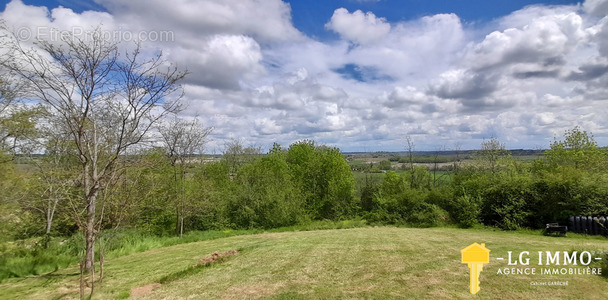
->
[198,161,234,229]
[0,80,46,240]
[380,171,407,196]
[185,166,229,231]
[0,67,29,160]
[128,149,176,235]
[369,171,406,223]
[286,140,319,215]
[544,126,605,171]
[0,72,45,242]
[286,140,356,220]
[0,106,43,156]
[230,150,303,228]
[0,86,43,162]
[359,174,379,212]
[407,166,432,190]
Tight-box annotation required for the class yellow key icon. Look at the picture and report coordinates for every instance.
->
[461,243,490,294]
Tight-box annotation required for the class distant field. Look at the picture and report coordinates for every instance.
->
[353,169,453,190]
[2,227,607,299]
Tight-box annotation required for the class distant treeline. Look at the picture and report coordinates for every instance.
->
[357,127,608,229]
[346,149,544,160]
[2,127,606,241]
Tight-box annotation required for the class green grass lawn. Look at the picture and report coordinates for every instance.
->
[2,227,608,299]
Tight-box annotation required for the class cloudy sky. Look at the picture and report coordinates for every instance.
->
[2,0,608,152]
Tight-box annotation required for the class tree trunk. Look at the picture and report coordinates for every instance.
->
[79,260,85,300]
[180,168,185,238]
[179,214,184,238]
[45,206,53,248]
[85,188,97,273]
[173,165,180,237]
[46,208,53,235]
[44,196,59,248]
[83,188,97,299]
[99,236,104,283]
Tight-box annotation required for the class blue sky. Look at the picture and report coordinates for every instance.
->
[2,0,608,152]
[14,0,581,19]
[13,0,106,12]
[286,0,581,39]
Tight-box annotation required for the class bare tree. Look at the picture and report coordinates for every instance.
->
[158,115,212,238]
[2,27,186,296]
[452,142,462,174]
[404,135,415,188]
[33,126,77,248]
[222,139,262,175]
[432,145,447,187]
[476,137,508,173]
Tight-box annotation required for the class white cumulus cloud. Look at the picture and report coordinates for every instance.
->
[325,8,391,44]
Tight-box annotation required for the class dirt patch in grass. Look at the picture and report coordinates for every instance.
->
[130,283,161,296]
[159,249,240,285]
[198,249,239,266]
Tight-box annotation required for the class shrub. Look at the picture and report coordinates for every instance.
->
[530,170,608,227]
[479,176,535,230]
[448,194,481,228]
[230,154,304,229]
[359,181,379,212]
[379,160,392,170]
[287,141,357,220]
[404,166,432,189]
[406,202,449,228]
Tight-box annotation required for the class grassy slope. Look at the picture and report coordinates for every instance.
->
[1,227,608,299]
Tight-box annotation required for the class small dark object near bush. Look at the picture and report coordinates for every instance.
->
[545,223,567,236]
